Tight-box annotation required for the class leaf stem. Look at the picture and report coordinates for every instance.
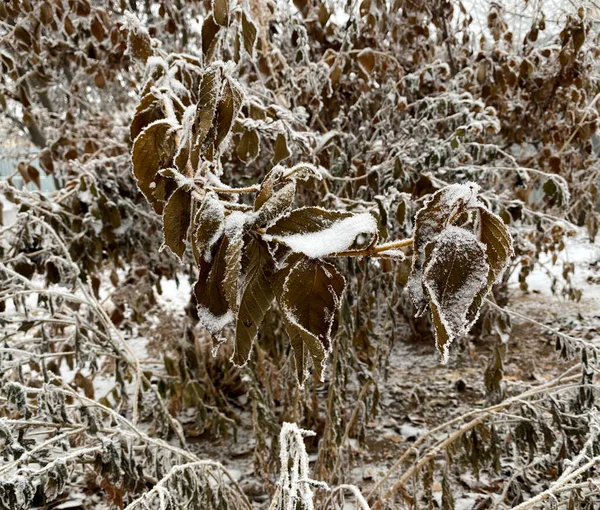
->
[333,238,413,257]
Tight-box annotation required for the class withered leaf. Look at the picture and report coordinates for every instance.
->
[131,120,177,208]
[202,15,220,58]
[163,187,192,260]
[192,192,225,264]
[357,48,376,75]
[128,29,153,63]
[408,183,478,316]
[279,257,345,384]
[423,228,489,363]
[266,207,377,258]
[273,133,290,164]
[212,0,229,27]
[194,65,222,150]
[236,128,260,163]
[232,238,275,366]
[466,207,514,322]
[195,237,232,334]
[253,180,296,228]
[241,11,258,55]
[215,78,244,149]
[130,91,164,141]
[223,234,244,313]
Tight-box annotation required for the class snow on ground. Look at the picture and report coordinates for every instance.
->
[508,228,600,304]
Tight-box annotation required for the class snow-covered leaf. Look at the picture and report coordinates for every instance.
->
[466,206,514,322]
[409,183,479,315]
[423,228,489,363]
[215,77,244,149]
[253,181,296,227]
[192,192,225,264]
[193,65,222,152]
[265,207,378,258]
[223,233,244,313]
[195,236,232,334]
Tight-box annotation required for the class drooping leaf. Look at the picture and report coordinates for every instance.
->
[214,78,244,149]
[195,237,232,334]
[131,91,164,141]
[191,65,222,167]
[408,183,479,315]
[192,192,225,264]
[241,11,258,55]
[466,207,514,322]
[131,120,178,210]
[423,227,489,362]
[265,207,378,258]
[212,0,229,27]
[223,234,244,313]
[236,128,260,163]
[163,188,192,260]
[232,238,275,366]
[273,133,291,164]
[202,15,221,58]
[128,29,153,63]
[279,257,345,384]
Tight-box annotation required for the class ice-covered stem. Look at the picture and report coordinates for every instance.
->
[333,238,413,258]
[270,422,318,510]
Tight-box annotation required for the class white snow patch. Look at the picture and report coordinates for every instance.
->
[264,213,378,258]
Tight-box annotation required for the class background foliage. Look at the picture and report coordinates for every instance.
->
[1,0,600,508]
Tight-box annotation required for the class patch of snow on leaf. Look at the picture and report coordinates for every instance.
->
[265,213,378,258]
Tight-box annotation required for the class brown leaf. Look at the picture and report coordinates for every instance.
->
[192,192,225,264]
[357,48,376,75]
[253,181,296,227]
[241,11,258,55]
[128,29,153,63]
[202,15,220,58]
[131,120,177,209]
[423,228,489,362]
[232,238,275,366]
[130,91,165,141]
[213,0,229,27]
[236,129,260,163]
[279,257,345,384]
[408,183,478,316]
[91,15,105,41]
[273,133,290,164]
[214,77,244,149]
[194,65,222,149]
[466,207,514,322]
[195,237,232,333]
[223,234,244,313]
[163,188,192,260]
